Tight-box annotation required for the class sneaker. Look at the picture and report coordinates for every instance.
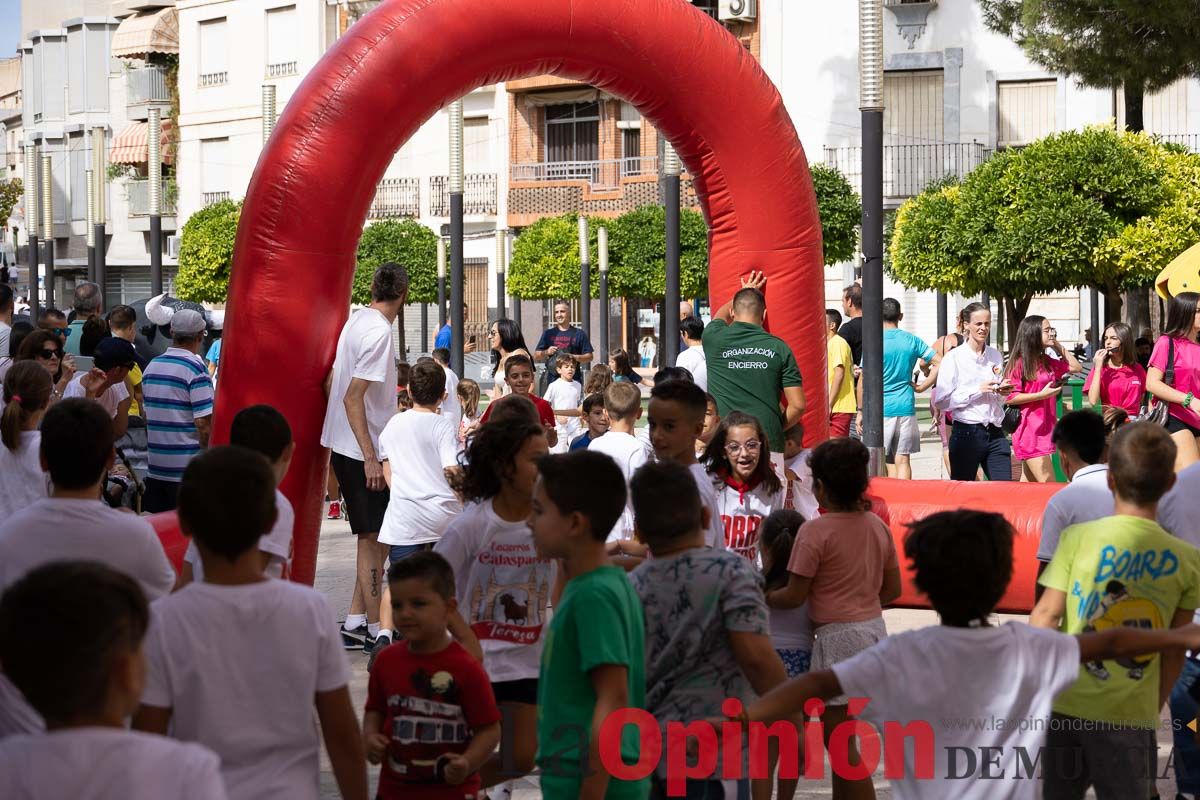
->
[367,631,393,671]
[327,500,342,520]
[341,622,367,650]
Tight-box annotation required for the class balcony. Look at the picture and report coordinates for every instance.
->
[126,178,177,217]
[202,191,231,205]
[511,157,659,190]
[368,177,420,219]
[823,142,989,202]
[1157,133,1200,153]
[429,173,497,216]
[199,71,228,88]
[126,64,171,120]
[267,61,298,79]
[508,158,697,226]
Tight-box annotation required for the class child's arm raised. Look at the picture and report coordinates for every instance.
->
[362,709,389,765]
[580,664,629,800]
[316,686,369,800]
[1077,619,1200,666]
[729,631,789,696]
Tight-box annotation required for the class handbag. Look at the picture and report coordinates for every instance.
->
[1140,337,1174,427]
[1001,404,1022,434]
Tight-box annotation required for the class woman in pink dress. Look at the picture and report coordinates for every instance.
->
[1085,321,1146,418]
[1146,291,1200,471]
[1005,315,1082,481]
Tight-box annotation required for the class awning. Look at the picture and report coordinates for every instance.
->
[110,120,175,165]
[521,88,615,107]
[112,7,179,59]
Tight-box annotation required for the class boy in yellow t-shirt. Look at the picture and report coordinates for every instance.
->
[825,309,856,437]
[1033,422,1200,798]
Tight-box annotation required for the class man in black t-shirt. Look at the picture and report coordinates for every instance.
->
[838,283,864,365]
[534,301,593,384]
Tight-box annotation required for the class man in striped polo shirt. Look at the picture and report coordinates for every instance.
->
[142,309,214,513]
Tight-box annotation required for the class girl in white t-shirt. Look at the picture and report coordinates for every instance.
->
[456,378,482,446]
[434,417,555,787]
[703,411,784,563]
[0,362,51,518]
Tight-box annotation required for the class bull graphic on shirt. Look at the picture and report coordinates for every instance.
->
[1082,581,1163,681]
[467,564,551,646]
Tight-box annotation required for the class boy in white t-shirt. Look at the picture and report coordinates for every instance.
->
[62,336,135,440]
[734,510,1200,800]
[588,381,651,545]
[134,447,367,800]
[181,404,296,584]
[0,561,226,800]
[543,352,583,454]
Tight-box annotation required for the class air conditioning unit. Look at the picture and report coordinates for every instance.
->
[167,235,181,259]
[719,0,756,21]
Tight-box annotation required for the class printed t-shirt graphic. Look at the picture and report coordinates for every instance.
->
[716,476,783,562]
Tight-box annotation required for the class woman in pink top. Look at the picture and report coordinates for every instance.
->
[1005,315,1082,482]
[766,438,900,800]
[1147,291,1200,471]
[1085,322,1146,418]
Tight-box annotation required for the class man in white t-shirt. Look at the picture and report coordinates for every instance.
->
[63,336,135,441]
[320,262,407,654]
[674,315,708,391]
[0,284,13,359]
[0,398,176,738]
[430,348,462,426]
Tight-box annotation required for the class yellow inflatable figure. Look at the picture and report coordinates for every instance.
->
[1156,241,1200,299]
[1082,580,1163,681]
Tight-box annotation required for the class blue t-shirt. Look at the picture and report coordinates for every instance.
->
[433,323,452,350]
[568,432,593,451]
[205,338,221,365]
[882,328,934,417]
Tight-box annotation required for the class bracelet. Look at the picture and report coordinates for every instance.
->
[1186,392,1194,410]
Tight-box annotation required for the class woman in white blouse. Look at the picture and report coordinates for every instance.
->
[932,302,1015,481]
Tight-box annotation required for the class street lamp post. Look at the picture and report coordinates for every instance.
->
[859,0,886,475]
[148,108,164,296]
[92,127,107,308]
[41,154,54,310]
[437,238,447,327]
[663,142,682,367]
[24,144,38,318]
[578,216,590,349]
[86,168,96,282]
[448,99,465,376]
[598,226,610,364]
[495,229,506,319]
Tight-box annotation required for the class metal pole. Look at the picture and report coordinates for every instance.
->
[511,234,522,330]
[421,303,429,352]
[261,84,277,145]
[981,292,991,344]
[437,238,447,327]
[936,291,948,338]
[663,142,681,366]
[40,154,54,311]
[859,0,885,475]
[1090,288,1101,355]
[148,108,163,297]
[86,168,96,282]
[92,127,107,309]
[495,229,506,318]
[598,226,610,364]
[578,216,590,347]
[23,144,38,318]
[449,99,465,376]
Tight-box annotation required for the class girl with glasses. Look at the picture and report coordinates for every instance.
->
[15,331,75,405]
[702,410,783,562]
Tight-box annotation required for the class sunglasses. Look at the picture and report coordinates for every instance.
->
[50,327,71,338]
[37,349,60,360]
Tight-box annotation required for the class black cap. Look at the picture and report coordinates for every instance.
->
[93,337,138,371]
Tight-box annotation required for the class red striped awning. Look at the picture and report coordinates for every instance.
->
[109,120,175,166]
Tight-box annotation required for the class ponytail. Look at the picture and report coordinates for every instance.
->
[2,362,53,452]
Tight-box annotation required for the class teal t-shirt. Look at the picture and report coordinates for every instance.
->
[882,328,934,417]
[63,319,87,356]
[536,565,648,799]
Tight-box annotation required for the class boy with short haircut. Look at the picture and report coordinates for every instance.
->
[629,460,787,799]
[588,381,652,542]
[696,392,720,459]
[740,508,1200,800]
[182,404,297,584]
[646,378,723,550]
[782,423,818,519]
[544,351,583,454]
[825,308,856,438]
[0,562,227,799]
[134,447,367,800]
[569,393,609,451]
[1036,410,1113,571]
[528,451,647,800]
[479,355,557,446]
[1033,422,1200,799]
[364,552,501,800]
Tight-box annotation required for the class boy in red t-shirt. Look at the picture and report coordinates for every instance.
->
[479,354,558,446]
[364,552,501,800]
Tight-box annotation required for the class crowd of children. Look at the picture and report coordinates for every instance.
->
[9,290,1200,800]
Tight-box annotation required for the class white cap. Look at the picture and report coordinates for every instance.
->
[171,309,207,335]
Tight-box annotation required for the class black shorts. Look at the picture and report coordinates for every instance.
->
[1167,415,1200,437]
[329,452,389,535]
[492,678,538,705]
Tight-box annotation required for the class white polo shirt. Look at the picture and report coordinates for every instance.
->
[1036,464,1113,562]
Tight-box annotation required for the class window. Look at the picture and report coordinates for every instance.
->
[883,70,944,146]
[199,18,229,87]
[997,79,1057,148]
[266,6,298,77]
[1116,79,1190,135]
[621,129,642,175]
[201,138,230,205]
[545,102,600,166]
[463,117,492,171]
[692,0,719,17]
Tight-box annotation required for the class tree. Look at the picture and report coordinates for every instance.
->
[607,205,709,299]
[507,213,603,300]
[810,164,861,266]
[0,179,21,230]
[176,199,241,303]
[354,219,439,359]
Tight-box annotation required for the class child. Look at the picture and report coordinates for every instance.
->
[456,378,481,446]
[588,381,652,543]
[543,352,583,454]
[430,347,462,426]
[766,437,901,800]
[739,509,1200,799]
[1033,422,1200,798]
[0,362,52,517]
[696,392,720,459]
[397,361,413,411]
[703,411,785,562]
[0,562,226,799]
[528,451,648,799]
[364,553,501,800]
[433,420,554,788]
[181,404,296,584]
[629,460,787,799]
[478,355,557,447]
[609,348,646,385]
[782,424,818,519]
[134,447,367,800]
[585,363,613,397]
[646,378,724,550]
[569,393,608,451]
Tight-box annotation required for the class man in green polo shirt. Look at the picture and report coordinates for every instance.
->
[701,271,805,453]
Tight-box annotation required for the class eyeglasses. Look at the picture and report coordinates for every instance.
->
[725,440,762,456]
[37,349,60,360]
[50,327,71,337]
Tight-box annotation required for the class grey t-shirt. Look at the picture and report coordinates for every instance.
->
[630,548,769,729]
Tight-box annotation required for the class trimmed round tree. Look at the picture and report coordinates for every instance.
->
[353,219,439,358]
[810,163,861,266]
[507,213,602,300]
[607,205,708,299]
[176,199,242,303]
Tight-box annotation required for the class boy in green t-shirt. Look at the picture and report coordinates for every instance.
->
[529,450,648,800]
[1033,421,1200,799]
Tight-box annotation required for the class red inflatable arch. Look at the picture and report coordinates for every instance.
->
[159,0,1052,610]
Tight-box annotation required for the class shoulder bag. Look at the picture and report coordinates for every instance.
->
[1140,337,1174,427]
